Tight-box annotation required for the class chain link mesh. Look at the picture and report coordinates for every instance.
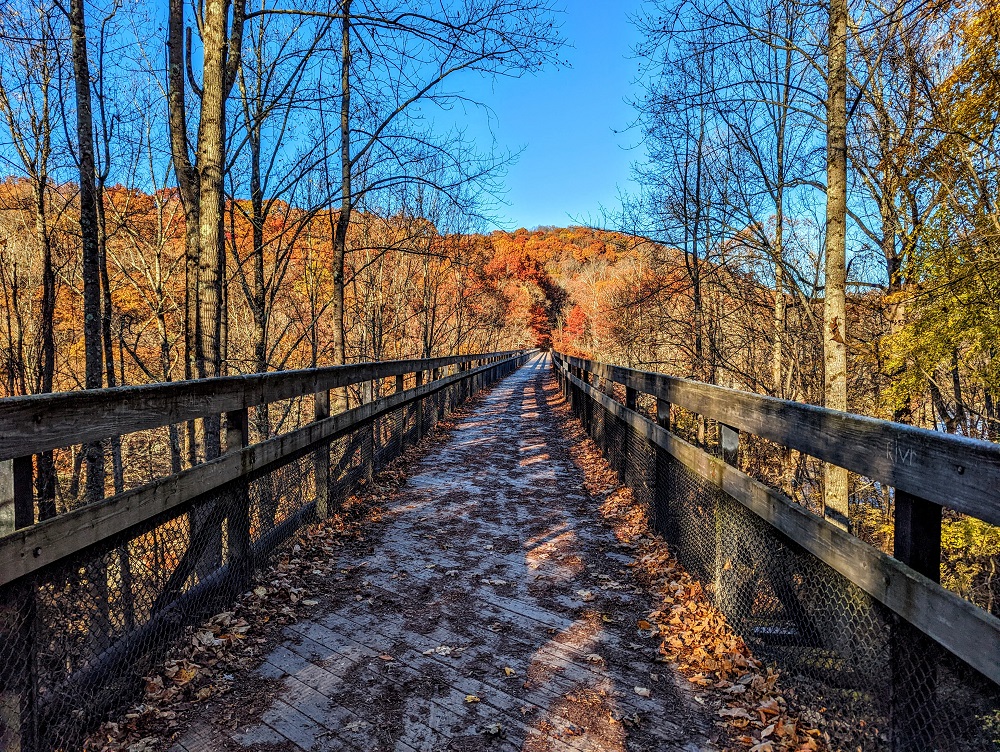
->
[0,357,524,752]
[561,367,1000,752]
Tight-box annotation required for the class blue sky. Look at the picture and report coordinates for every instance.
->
[460,1,646,231]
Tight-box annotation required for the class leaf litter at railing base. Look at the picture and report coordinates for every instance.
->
[556,392,831,752]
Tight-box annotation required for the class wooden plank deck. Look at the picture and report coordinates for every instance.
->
[170,354,719,752]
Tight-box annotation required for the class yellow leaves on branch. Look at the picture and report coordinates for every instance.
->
[940,3,1000,132]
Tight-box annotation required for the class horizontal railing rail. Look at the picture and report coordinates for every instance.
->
[0,351,522,460]
[0,351,523,534]
[0,353,529,587]
[552,350,1000,752]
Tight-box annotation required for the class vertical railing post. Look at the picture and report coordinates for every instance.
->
[0,460,13,539]
[314,391,331,518]
[597,374,614,462]
[586,367,594,431]
[720,423,740,467]
[431,367,441,424]
[3,455,37,752]
[891,490,941,752]
[569,364,578,413]
[415,371,424,442]
[363,380,375,483]
[656,398,672,432]
[224,407,252,584]
[716,424,749,621]
[225,407,249,452]
[625,385,638,411]
[653,397,672,537]
[395,374,405,457]
[625,383,651,507]
[13,457,33,530]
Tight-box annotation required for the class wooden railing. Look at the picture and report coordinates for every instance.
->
[0,350,528,587]
[552,352,1000,722]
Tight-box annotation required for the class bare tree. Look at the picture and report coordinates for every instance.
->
[65,0,107,503]
[0,5,65,518]
[290,0,563,408]
[166,0,245,459]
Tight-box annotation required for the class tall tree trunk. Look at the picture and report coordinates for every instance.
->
[69,0,107,505]
[34,183,57,520]
[96,186,124,493]
[197,1,228,384]
[886,240,913,425]
[772,260,785,395]
[197,0,239,459]
[158,309,183,474]
[68,0,117,628]
[331,0,352,413]
[248,119,272,447]
[167,0,245,576]
[69,0,104,503]
[823,0,850,530]
[772,151,785,399]
[167,0,201,466]
[184,223,200,465]
[951,348,968,435]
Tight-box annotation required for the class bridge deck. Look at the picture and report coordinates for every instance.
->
[171,355,717,752]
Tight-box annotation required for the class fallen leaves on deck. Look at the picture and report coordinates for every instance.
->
[83,411,469,752]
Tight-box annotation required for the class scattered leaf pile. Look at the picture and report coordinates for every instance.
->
[556,397,831,752]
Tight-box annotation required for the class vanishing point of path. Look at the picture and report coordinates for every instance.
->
[172,354,719,752]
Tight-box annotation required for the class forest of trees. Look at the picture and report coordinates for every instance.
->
[0,0,565,510]
[1,0,999,607]
[629,0,999,422]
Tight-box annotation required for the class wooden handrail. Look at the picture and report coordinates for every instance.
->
[554,352,1000,527]
[0,351,522,459]
[0,352,533,586]
[555,358,1000,687]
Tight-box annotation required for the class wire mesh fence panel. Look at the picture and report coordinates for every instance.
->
[0,353,530,752]
[561,369,1000,752]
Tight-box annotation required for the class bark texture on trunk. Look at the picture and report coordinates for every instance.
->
[331,0,353,414]
[167,0,244,461]
[196,0,228,386]
[69,0,107,505]
[167,0,201,466]
[823,0,850,530]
